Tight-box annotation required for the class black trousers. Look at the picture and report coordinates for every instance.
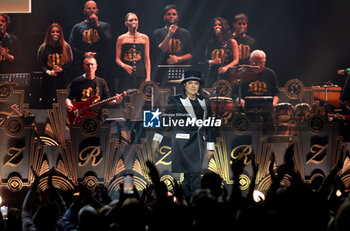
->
[182,172,201,202]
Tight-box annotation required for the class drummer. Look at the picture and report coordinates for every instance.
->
[233,50,279,121]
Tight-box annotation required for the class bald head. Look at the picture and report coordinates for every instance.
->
[84,0,97,8]
[84,1,98,18]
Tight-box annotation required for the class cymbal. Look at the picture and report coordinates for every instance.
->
[229,65,260,71]
[229,70,259,85]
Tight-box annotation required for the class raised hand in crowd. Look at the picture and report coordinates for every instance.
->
[118,180,140,204]
[229,157,245,208]
[269,151,277,183]
[171,177,186,205]
[246,154,259,204]
[31,165,40,190]
[63,182,102,231]
[318,156,344,199]
[23,166,66,231]
[146,160,168,200]
[94,183,112,205]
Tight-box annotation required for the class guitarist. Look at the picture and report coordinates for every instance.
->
[65,56,122,122]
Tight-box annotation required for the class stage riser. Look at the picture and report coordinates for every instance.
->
[0,121,345,207]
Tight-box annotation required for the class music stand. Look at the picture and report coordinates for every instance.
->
[244,96,273,123]
[157,64,191,94]
[245,96,273,113]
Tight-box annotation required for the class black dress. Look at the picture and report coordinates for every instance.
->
[205,39,233,88]
[118,43,146,91]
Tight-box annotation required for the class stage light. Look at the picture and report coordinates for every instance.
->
[0,205,8,218]
[73,192,80,196]
[253,190,265,202]
[336,190,342,197]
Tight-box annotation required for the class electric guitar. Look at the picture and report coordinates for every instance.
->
[67,89,137,125]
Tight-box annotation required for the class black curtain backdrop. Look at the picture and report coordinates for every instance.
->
[5,0,350,87]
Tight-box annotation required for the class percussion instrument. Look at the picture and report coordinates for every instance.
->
[274,103,294,125]
[294,103,312,123]
[209,96,234,116]
[312,85,341,108]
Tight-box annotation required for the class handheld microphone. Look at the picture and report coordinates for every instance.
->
[240,28,247,35]
[338,68,350,76]
[169,18,176,26]
[90,14,96,25]
[132,23,136,31]
[0,26,4,43]
[52,35,59,42]
[216,28,221,35]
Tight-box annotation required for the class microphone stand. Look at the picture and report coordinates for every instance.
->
[213,37,227,118]
[323,81,335,120]
[324,84,329,120]
[212,85,219,119]
[218,40,228,81]
[236,65,246,114]
[293,84,303,125]
[0,27,4,46]
[132,27,137,79]
[232,65,260,114]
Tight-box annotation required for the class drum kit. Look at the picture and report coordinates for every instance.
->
[274,83,342,126]
[274,102,312,126]
[206,64,344,125]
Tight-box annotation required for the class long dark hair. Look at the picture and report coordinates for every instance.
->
[43,23,69,65]
[210,17,232,44]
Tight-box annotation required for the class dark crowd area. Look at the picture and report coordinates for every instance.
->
[0,145,349,231]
